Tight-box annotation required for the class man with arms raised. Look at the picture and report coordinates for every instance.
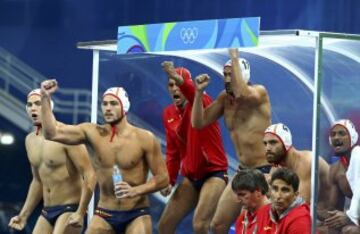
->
[158,62,228,234]
[324,119,360,233]
[192,48,271,233]
[263,123,330,218]
[8,89,96,234]
[40,80,169,234]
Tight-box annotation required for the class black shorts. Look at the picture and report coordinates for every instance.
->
[95,207,150,233]
[188,171,228,191]
[238,164,272,174]
[41,204,79,226]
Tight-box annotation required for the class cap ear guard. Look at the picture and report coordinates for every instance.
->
[224,58,250,83]
[264,123,293,151]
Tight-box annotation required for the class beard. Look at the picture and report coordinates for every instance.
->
[224,82,235,97]
[106,114,124,125]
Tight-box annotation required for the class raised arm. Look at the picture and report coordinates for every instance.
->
[66,144,96,226]
[192,74,225,129]
[228,48,269,105]
[9,138,43,230]
[40,79,88,145]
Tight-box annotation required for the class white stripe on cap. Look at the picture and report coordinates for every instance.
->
[265,123,293,151]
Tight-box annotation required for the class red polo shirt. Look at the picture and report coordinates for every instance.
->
[163,75,228,185]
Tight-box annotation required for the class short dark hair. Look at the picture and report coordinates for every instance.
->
[270,168,300,192]
[231,169,269,195]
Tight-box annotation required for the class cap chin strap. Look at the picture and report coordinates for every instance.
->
[109,114,125,142]
[35,125,42,136]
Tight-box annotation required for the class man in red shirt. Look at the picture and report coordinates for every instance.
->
[232,169,269,234]
[158,61,228,234]
[256,168,311,234]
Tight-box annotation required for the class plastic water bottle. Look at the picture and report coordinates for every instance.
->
[112,165,122,198]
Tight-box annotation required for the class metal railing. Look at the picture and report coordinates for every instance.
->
[0,47,93,127]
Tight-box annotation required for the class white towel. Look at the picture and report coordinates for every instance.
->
[346,145,360,226]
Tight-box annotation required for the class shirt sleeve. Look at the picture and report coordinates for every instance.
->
[179,78,213,107]
[163,111,181,186]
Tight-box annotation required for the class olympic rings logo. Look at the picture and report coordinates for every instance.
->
[180,27,199,44]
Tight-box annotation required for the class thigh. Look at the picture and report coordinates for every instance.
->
[125,214,152,234]
[53,212,82,234]
[159,177,199,225]
[32,215,53,234]
[86,215,115,234]
[194,176,226,222]
[212,179,242,225]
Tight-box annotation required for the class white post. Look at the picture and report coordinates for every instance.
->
[87,49,99,225]
[310,34,323,234]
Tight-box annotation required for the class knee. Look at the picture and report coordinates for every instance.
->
[193,217,210,233]
[341,225,360,234]
[210,218,228,234]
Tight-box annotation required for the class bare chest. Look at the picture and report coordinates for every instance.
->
[27,137,67,170]
[91,137,144,170]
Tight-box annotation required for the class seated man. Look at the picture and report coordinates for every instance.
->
[159,62,228,234]
[324,119,360,233]
[231,169,269,234]
[256,168,311,234]
[263,123,330,218]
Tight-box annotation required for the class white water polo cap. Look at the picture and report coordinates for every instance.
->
[265,123,293,151]
[224,58,251,83]
[27,88,54,109]
[330,119,358,147]
[103,87,130,113]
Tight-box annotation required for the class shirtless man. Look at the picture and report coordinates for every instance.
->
[8,89,96,234]
[192,48,271,233]
[40,80,169,234]
[158,62,228,234]
[324,119,360,233]
[263,123,330,218]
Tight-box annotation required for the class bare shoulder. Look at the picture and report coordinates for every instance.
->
[216,90,227,102]
[252,84,268,95]
[134,127,156,142]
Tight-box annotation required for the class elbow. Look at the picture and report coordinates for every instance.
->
[86,171,97,191]
[43,129,56,140]
[191,119,204,129]
[160,173,170,190]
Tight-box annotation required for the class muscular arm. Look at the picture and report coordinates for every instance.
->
[327,165,345,211]
[191,90,225,129]
[66,144,96,217]
[17,137,43,221]
[317,159,332,220]
[229,49,251,98]
[163,113,181,186]
[137,132,169,195]
[40,80,88,145]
